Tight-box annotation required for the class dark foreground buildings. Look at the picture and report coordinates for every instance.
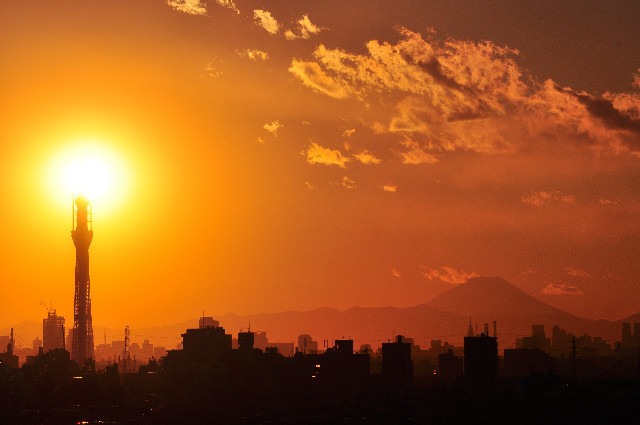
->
[1,320,639,424]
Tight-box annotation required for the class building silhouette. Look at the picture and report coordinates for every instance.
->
[43,310,65,353]
[297,334,318,354]
[503,348,554,376]
[180,322,232,361]
[0,328,19,368]
[516,324,551,352]
[438,349,463,384]
[464,327,498,385]
[71,194,94,364]
[199,316,219,328]
[238,331,255,352]
[382,335,413,385]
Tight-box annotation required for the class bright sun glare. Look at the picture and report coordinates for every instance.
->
[63,156,111,200]
[47,141,129,213]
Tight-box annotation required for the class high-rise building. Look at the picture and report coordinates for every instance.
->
[199,316,219,329]
[71,195,94,364]
[238,331,255,352]
[382,335,413,385]
[464,332,498,385]
[43,311,65,353]
[297,334,318,354]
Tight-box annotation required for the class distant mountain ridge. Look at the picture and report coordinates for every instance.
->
[2,277,634,351]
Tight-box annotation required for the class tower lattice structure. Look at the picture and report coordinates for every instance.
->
[71,195,94,364]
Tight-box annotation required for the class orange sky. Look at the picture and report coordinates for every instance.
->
[1,0,639,331]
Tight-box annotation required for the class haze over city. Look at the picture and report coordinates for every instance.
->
[2,0,639,336]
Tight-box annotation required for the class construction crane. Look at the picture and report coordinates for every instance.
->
[40,300,56,315]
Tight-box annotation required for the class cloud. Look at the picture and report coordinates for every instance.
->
[285,15,322,40]
[522,190,575,207]
[254,10,279,35]
[215,0,239,14]
[342,128,356,137]
[167,0,207,15]
[599,199,619,205]
[382,185,397,192]
[336,176,356,189]
[263,120,282,135]
[288,27,640,155]
[391,268,401,278]
[541,283,584,296]
[236,49,268,61]
[306,142,350,167]
[397,139,439,164]
[560,86,640,132]
[304,181,314,190]
[565,268,591,278]
[205,61,222,78]
[288,60,351,99]
[421,266,479,284]
[354,150,381,165]
[256,137,265,144]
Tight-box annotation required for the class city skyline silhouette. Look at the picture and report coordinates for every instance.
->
[1,1,639,423]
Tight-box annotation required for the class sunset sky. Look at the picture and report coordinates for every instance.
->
[1,0,639,331]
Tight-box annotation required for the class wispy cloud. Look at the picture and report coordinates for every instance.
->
[215,0,239,14]
[397,139,439,164]
[334,176,356,189]
[541,283,584,295]
[391,268,401,278]
[382,185,397,192]
[304,181,314,190]
[254,10,279,35]
[288,60,351,99]
[599,199,619,205]
[236,49,268,61]
[421,266,479,284]
[263,120,282,136]
[167,0,207,15]
[205,61,222,78]
[342,128,356,137]
[306,142,349,167]
[354,150,381,165]
[565,268,591,278]
[522,190,575,207]
[285,15,321,40]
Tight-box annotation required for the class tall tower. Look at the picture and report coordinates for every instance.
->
[71,194,94,364]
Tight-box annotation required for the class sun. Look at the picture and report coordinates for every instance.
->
[63,156,111,201]
[47,140,129,213]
